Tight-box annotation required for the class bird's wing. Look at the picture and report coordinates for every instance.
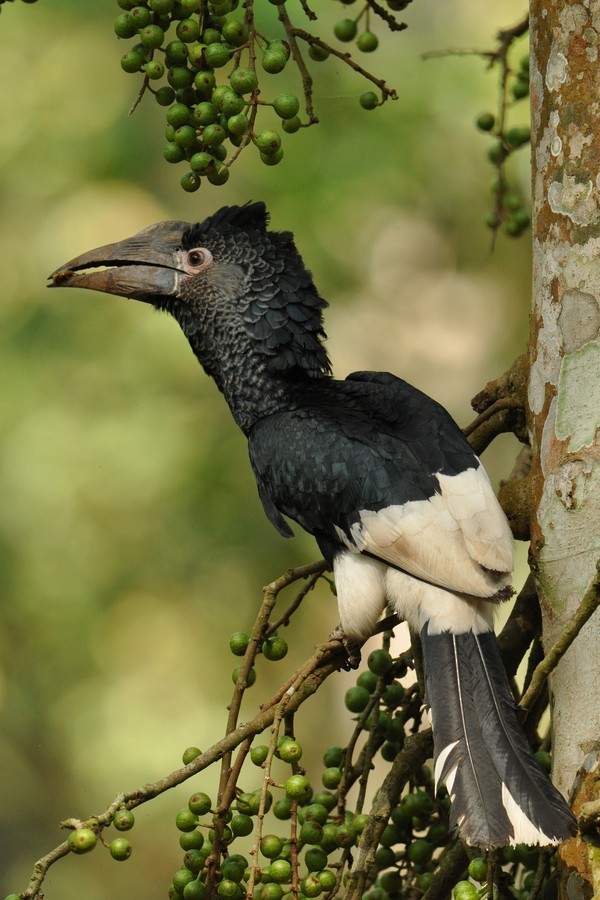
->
[248,374,513,598]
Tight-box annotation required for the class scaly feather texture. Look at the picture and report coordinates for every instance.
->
[50,202,578,848]
[422,627,577,847]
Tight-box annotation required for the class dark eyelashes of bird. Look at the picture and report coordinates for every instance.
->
[50,201,577,850]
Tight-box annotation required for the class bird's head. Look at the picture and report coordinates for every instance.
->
[49,202,331,383]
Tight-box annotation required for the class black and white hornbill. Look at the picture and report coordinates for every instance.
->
[50,202,576,848]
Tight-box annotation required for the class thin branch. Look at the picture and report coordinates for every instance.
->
[366,0,410,33]
[289,26,398,101]
[20,563,341,900]
[297,0,317,22]
[497,573,541,679]
[264,564,325,638]
[496,14,529,48]
[422,839,469,900]
[528,849,553,900]
[245,698,288,898]
[462,396,517,437]
[521,636,549,744]
[465,354,529,453]
[423,14,529,244]
[343,729,434,900]
[278,5,318,124]
[422,47,497,62]
[205,736,253,892]
[519,565,600,713]
[338,678,385,816]
[216,560,287,814]
[128,74,150,115]
[23,842,72,898]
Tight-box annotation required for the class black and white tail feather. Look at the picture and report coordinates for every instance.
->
[422,627,577,848]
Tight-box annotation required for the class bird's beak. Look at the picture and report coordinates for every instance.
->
[48,220,188,303]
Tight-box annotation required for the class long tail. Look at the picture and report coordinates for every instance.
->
[420,625,577,848]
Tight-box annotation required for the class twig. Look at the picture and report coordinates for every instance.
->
[264,564,325,638]
[366,0,410,32]
[24,842,72,898]
[422,838,469,900]
[216,564,285,809]
[423,14,529,244]
[128,74,150,115]
[289,26,398,101]
[528,849,552,900]
[225,0,259,169]
[337,675,386,816]
[496,15,529,50]
[497,573,541,679]
[210,561,329,885]
[205,736,252,894]
[289,797,300,899]
[278,5,318,124]
[343,729,434,900]
[20,565,342,899]
[465,354,529,453]
[245,697,288,897]
[297,0,317,22]
[519,565,600,713]
[462,396,517,438]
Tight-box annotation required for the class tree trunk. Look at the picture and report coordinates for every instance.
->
[529,1,600,895]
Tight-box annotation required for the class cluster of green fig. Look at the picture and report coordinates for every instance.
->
[452,839,556,900]
[51,805,135,877]
[331,0,409,103]
[346,647,452,899]
[2,630,558,900]
[229,628,288,687]
[477,54,531,238]
[113,0,395,192]
[169,744,348,899]
[333,14,379,53]
[162,641,454,900]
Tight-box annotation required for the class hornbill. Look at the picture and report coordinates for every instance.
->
[50,202,576,849]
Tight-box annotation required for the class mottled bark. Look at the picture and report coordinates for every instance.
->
[529,1,600,894]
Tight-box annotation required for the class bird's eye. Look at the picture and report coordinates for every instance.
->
[183,247,212,274]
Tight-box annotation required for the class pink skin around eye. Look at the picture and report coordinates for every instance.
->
[182,247,213,275]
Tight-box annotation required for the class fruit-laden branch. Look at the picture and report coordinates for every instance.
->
[343,729,434,899]
[422,15,531,240]
[19,563,340,900]
[421,839,470,900]
[19,357,585,899]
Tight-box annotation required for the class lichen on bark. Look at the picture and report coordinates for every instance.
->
[529,1,600,893]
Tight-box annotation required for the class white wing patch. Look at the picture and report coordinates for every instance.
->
[437,469,513,574]
[337,464,513,600]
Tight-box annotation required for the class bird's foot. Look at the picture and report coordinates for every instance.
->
[330,624,362,670]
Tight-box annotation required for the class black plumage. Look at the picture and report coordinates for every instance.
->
[248,374,471,562]
[49,202,576,848]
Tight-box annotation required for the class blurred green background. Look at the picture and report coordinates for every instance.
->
[0,1,530,896]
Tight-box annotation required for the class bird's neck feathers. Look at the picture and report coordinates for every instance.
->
[169,214,331,434]
[178,302,328,434]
